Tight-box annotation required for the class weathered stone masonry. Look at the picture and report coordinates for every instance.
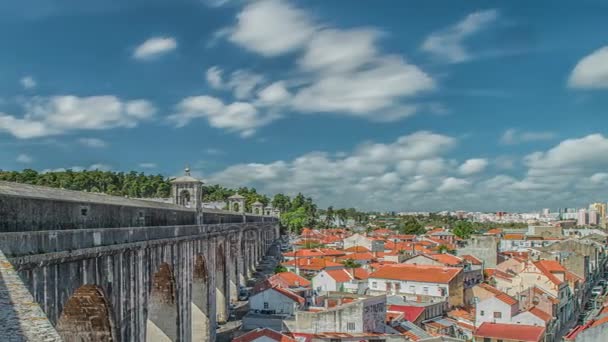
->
[0,179,280,341]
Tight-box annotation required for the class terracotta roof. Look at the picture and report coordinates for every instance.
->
[343,245,371,253]
[352,268,370,280]
[282,258,344,271]
[533,260,565,286]
[478,284,518,306]
[272,272,311,288]
[324,269,352,283]
[461,254,483,265]
[283,249,326,258]
[428,253,463,266]
[485,228,503,235]
[233,328,296,342]
[271,286,305,305]
[532,286,559,304]
[590,315,608,328]
[338,252,375,261]
[318,248,346,256]
[389,305,425,322]
[529,306,553,324]
[369,264,462,284]
[504,233,525,240]
[448,308,474,321]
[475,323,545,342]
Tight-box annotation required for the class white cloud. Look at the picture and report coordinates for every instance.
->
[20,76,37,90]
[206,66,224,89]
[219,0,435,123]
[500,128,556,145]
[168,95,279,137]
[205,132,608,211]
[227,70,264,99]
[16,153,33,163]
[0,95,155,139]
[421,9,498,63]
[256,81,291,106]
[88,163,112,171]
[568,46,608,89]
[139,163,157,169]
[228,0,316,56]
[133,36,177,60]
[458,158,488,175]
[78,138,107,148]
[438,177,471,192]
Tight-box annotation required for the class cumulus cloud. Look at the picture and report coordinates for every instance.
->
[133,36,177,60]
[421,9,498,63]
[78,138,107,148]
[212,0,436,128]
[206,66,224,89]
[206,131,608,211]
[88,163,112,171]
[500,128,556,145]
[16,153,33,163]
[568,46,608,89]
[458,158,488,175]
[228,0,316,56]
[20,76,37,90]
[0,95,155,139]
[168,95,279,137]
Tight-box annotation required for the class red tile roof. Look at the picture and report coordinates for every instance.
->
[233,328,296,342]
[343,246,371,253]
[389,305,425,322]
[428,253,463,266]
[283,249,326,258]
[272,286,305,305]
[504,233,525,240]
[475,323,545,342]
[369,264,462,283]
[478,283,518,306]
[528,306,553,324]
[282,258,344,271]
[352,268,370,280]
[324,269,352,283]
[461,254,483,265]
[338,252,375,261]
[533,260,565,286]
[271,272,311,288]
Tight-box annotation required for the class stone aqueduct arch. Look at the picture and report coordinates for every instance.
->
[43,224,276,342]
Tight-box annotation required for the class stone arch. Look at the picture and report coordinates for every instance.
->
[216,243,229,323]
[192,255,210,341]
[56,284,115,342]
[232,202,240,213]
[146,262,178,341]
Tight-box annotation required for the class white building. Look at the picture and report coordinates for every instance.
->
[249,286,304,316]
[312,269,368,294]
[343,233,384,252]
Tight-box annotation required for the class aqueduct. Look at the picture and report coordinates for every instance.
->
[0,170,280,341]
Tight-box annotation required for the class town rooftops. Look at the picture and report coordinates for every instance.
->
[528,306,553,324]
[428,253,463,266]
[282,258,344,271]
[474,322,545,342]
[269,272,311,288]
[388,305,425,322]
[324,269,353,283]
[232,328,296,342]
[369,264,462,283]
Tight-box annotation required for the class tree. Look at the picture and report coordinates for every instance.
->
[452,220,475,239]
[280,207,309,235]
[272,194,291,213]
[336,208,348,227]
[274,265,288,274]
[325,206,335,227]
[342,259,361,268]
[398,217,425,235]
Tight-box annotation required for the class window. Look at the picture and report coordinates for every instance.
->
[347,322,355,331]
[372,282,377,289]
[330,339,341,342]
[263,302,269,309]
[480,310,485,316]
[423,287,429,295]
[409,285,415,293]
[493,312,502,319]
[80,207,88,217]
[483,338,491,342]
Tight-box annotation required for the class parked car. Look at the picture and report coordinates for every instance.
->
[591,286,604,297]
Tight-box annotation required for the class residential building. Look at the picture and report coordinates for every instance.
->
[232,328,296,342]
[367,264,464,307]
[249,285,305,316]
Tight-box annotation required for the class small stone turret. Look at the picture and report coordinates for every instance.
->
[251,201,264,215]
[170,167,203,210]
[228,193,245,213]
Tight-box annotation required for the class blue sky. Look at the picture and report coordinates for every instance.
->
[1,0,607,211]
